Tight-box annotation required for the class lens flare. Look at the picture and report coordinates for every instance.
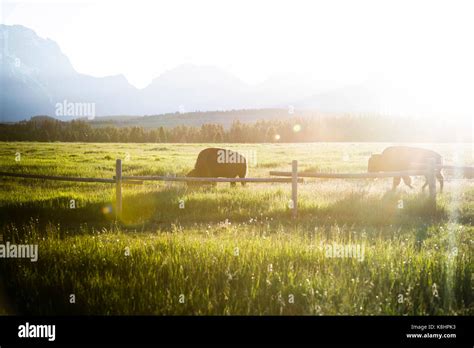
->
[293,124,301,132]
[102,205,113,215]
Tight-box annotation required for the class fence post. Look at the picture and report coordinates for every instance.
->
[427,158,436,212]
[116,159,122,218]
[292,160,298,219]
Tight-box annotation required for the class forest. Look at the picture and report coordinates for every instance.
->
[0,113,469,143]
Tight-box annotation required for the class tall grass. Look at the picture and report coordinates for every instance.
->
[0,142,472,315]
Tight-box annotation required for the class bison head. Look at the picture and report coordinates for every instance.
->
[186,169,199,186]
[186,168,209,187]
[368,154,382,172]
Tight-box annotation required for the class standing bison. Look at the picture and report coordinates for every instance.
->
[187,148,247,186]
[368,146,444,191]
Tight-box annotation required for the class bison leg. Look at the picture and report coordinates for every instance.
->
[421,172,443,192]
[239,174,246,186]
[402,176,414,189]
[392,177,401,190]
[230,181,237,187]
[437,171,444,193]
[422,177,428,191]
[201,168,216,187]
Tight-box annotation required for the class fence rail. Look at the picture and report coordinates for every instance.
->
[120,175,303,183]
[0,171,115,183]
[440,166,474,177]
[270,159,442,214]
[269,170,429,179]
[1,158,472,220]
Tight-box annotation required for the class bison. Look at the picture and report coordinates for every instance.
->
[368,146,443,191]
[187,148,247,186]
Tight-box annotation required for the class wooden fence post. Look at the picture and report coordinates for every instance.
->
[427,158,437,212]
[116,159,122,218]
[292,160,298,219]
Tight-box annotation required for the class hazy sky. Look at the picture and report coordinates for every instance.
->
[1,0,473,117]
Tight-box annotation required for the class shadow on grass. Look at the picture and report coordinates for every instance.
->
[0,187,460,316]
[0,198,117,240]
[0,184,449,240]
[298,190,447,227]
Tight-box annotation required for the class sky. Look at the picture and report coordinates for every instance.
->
[1,0,473,118]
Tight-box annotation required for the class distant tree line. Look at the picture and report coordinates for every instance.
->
[0,115,470,143]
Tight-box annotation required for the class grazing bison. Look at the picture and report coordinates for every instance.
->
[368,146,443,191]
[187,148,247,186]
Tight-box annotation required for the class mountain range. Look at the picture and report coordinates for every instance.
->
[1,24,431,123]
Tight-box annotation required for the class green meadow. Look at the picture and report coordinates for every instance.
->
[0,142,472,315]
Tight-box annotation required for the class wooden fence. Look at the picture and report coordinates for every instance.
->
[271,159,441,216]
[1,158,472,220]
[113,159,303,218]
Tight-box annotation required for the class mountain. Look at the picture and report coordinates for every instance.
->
[0,24,346,122]
[293,80,426,116]
[89,108,306,129]
[141,64,250,113]
[0,24,145,122]
[0,24,442,123]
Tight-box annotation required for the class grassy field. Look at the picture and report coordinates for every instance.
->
[0,142,472,315]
